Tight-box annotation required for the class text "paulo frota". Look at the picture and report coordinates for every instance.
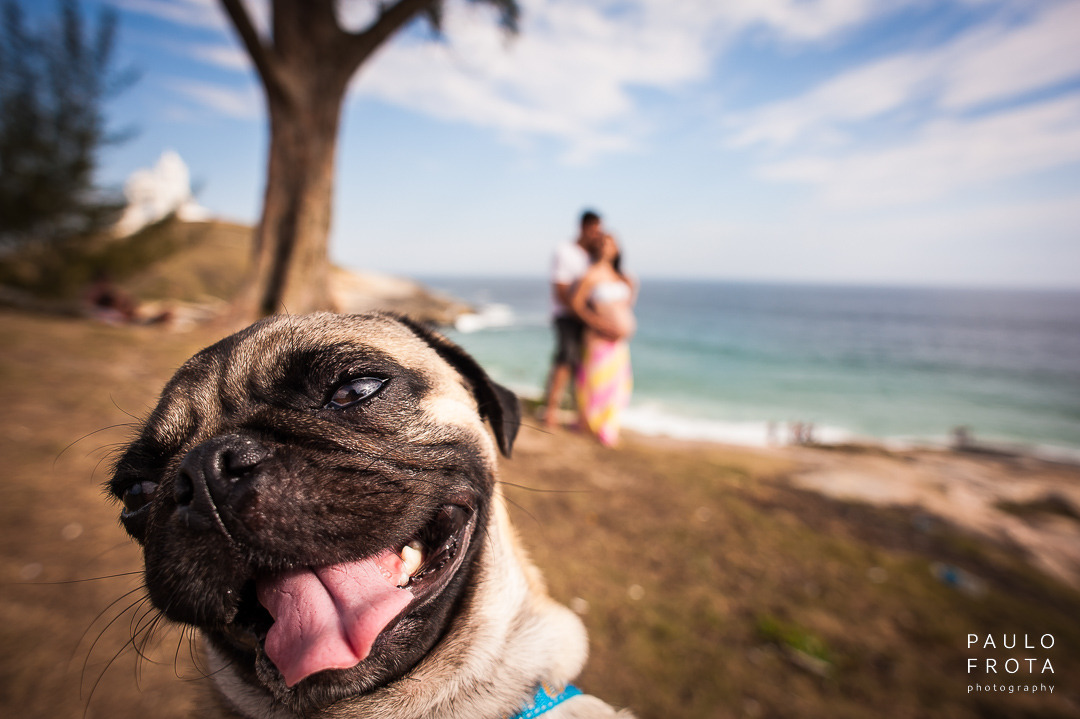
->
[967,634,1055,675]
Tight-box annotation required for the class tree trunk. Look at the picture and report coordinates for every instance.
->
[219,0,517,320]
[242,83,345,317]
[224,0,364,319]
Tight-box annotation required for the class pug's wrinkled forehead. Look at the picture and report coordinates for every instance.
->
[145,312,504,464]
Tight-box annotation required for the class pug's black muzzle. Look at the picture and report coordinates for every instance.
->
[173,435,270,534]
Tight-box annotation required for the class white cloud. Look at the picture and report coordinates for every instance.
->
[714,0,884,41]
[729,53,941,149]
[168,78,263,119]
[941,0,1080,110]
[829,193,1080,286]
[731,0,1080,207]
[641,191,1080,286]
[760,95,1080,207]
[188,42,251,71]
[122,0,1080,178]
[732,2,1080,150]
[348,1,715,162]
[346,0,945,160]
[334,0,381,32]
[158,0,926,162]
[110,0,225,30]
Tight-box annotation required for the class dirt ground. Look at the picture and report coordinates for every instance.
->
[2,309,1079,718]
[789,444,1080,589]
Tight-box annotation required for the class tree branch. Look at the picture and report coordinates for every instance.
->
[218,0,279,90]
[343,0,436,71]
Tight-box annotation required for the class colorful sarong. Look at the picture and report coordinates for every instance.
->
[577,337,632,447]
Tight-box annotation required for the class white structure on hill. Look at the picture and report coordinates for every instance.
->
[114,150,210,236]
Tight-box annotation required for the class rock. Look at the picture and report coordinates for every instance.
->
[330,267,472,327]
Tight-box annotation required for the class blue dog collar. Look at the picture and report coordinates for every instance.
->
[508,683,583,719]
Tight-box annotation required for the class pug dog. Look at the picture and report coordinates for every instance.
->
[107,313,633,719]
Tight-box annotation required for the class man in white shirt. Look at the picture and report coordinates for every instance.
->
[543,210,605,428]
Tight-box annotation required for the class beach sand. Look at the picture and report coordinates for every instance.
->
[1,309,1078,718]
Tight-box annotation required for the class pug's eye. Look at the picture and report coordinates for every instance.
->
[327,377,386,409]
[121,480,159,517]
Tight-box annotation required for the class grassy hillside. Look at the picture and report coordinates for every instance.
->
[0,217,252,305]
[0,219,467,323]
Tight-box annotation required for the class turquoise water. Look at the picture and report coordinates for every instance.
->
[422,277,1080,457]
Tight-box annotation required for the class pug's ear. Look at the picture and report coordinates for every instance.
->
[474,379,522,458]
[395,316,521,457]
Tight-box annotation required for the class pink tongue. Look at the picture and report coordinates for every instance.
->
[256,549,413,686]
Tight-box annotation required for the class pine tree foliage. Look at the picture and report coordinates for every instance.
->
[0,0,133,248]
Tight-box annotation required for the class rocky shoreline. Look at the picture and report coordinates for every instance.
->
[330,266,472,326]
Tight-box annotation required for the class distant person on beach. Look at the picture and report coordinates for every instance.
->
[543,210,606,428]
[83,270,174,326]
[570,233,636,446]
[84,271,138,324]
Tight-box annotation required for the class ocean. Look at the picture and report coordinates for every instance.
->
[419,277,1080,460]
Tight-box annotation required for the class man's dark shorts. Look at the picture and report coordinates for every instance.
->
[553,314,585,367]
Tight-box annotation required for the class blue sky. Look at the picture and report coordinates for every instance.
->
[50,1,1080,285]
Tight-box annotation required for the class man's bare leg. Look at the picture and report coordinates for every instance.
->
[544,362,573,428]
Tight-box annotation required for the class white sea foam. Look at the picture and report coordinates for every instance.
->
[1031,444,1080,465]
[454,303,515,333]
[620,403,857,447]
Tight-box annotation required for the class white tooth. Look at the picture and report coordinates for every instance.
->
[401,543,424,577]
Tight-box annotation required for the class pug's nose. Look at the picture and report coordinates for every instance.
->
[174,435,269,530]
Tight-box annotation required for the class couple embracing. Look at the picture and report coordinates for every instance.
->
[544,210,636,447]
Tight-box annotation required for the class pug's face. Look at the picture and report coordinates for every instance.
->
[107,313,518,713]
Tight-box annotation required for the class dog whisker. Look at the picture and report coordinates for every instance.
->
[497,480,591,495]
[518,419,557,437]
[53,422,140,467]
[108,393,145,423]
[23,570,143,586]
[172,624,193,679]
[79,582,146,639]
[82,595,157,717]
[89,436,146,485]
[84,541,147,564]
[133,613,163,688]
[178,626,224,682]
[131,602,169,667]
[78,586,150,680]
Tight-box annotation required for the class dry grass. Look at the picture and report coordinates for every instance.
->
[1,309,1078,718]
